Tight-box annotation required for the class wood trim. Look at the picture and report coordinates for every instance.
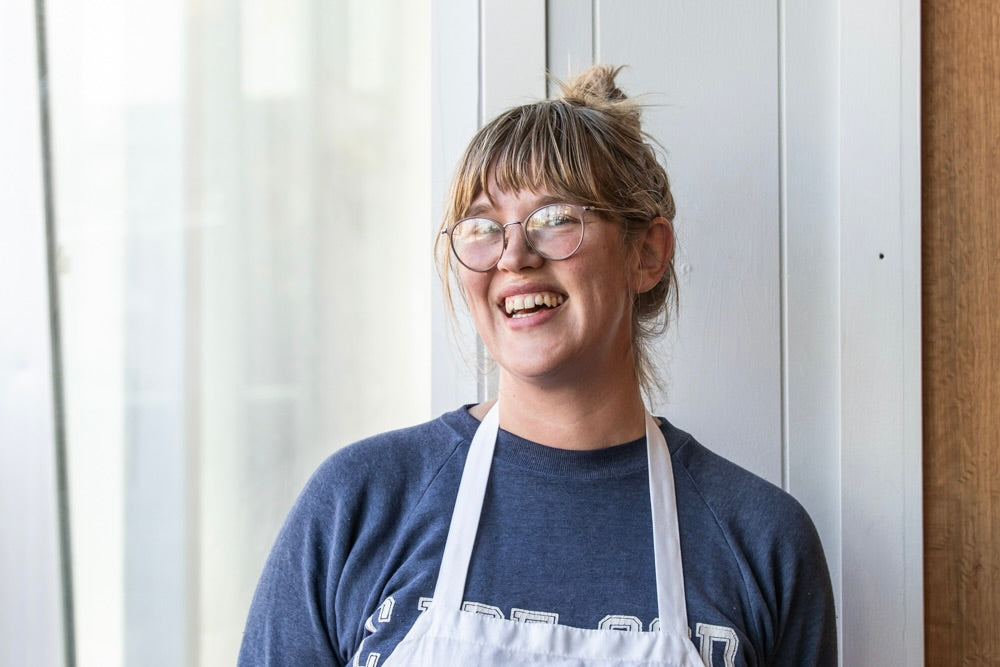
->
[922,1,1000,663]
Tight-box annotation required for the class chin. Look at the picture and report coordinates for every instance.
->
[496,353,580,386]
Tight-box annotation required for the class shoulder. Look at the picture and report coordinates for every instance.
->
[664,421,817,545]
[240,407,479,665]
[663,420,837,663]
[297,406,476,510]
[666,421,827,583]
[260,406,480,595]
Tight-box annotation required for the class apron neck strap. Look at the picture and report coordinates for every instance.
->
[645,411,690,633]
[432,404,500,609]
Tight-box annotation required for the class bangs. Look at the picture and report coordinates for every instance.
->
[450,102,611,218]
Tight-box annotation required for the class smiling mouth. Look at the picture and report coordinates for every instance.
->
[503,291,566,318]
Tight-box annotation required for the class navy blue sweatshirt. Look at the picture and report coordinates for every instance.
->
[239,407,837,666]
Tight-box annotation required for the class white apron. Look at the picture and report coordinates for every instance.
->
[382,404,704,666]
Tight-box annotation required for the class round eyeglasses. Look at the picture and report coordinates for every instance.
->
[443,203,598,272]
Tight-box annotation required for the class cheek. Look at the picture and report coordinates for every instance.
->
[457,270,492,313]
[586,260,635,322]
[584,247,632,293]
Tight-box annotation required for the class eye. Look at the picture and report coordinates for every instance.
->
[455,217,501,240]
[528,204,581,229]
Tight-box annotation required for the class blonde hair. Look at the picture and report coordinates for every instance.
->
[436,65,678,396]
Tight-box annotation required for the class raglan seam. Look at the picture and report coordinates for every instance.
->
[353,426,469,656]
[399,431,468,525]
[325,418,468,662]
[668,436,768,661]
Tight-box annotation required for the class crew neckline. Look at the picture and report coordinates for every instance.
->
[494,429,648,479]
[450,405,651,480]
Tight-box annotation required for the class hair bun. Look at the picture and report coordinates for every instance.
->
[557,65,641,134]
[559,64,628,104]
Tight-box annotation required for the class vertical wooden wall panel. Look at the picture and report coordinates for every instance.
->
[923,1,1000,663]
[596,1,784,486]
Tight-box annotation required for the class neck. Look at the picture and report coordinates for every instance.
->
[492,367,648,450]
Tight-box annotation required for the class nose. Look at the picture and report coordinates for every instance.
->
[496,222,543,272]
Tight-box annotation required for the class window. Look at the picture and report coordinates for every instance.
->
[46,1,431,663]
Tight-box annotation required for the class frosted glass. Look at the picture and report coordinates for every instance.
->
[46,1,431,664]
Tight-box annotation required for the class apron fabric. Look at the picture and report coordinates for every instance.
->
[382,404,704,666]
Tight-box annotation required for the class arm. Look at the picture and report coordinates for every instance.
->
[766,503,838,667]
[238,459,351,666]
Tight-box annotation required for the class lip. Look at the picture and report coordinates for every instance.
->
[495,282,567,307]
[503,300,564,329]
[494,282,568,326]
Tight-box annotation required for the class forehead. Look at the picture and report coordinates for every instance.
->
[448,99,618,223]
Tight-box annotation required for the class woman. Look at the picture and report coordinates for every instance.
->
[239,65,837,666]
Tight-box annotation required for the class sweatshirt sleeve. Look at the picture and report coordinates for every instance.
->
[765,501,838,667]
[671,429,838,666]
[238,454,356,667]
[237,416,465,667]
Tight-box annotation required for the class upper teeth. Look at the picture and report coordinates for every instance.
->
[504,292,565,315]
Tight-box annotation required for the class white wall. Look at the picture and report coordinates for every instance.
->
[441,1,924,665]
[839,1,923,664]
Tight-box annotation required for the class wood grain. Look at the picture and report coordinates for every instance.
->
[922,1,1000,664]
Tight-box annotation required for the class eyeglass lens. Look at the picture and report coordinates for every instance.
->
[450,203,585,271]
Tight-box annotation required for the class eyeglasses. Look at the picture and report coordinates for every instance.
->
[442,203,599,272]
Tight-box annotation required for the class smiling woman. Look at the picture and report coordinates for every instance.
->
[240,65,837,666]
[438,69,678,400]
[453,188,653,444]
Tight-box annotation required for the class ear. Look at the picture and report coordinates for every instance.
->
[630,217,674,293]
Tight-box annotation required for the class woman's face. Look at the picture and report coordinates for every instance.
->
[457,187,639,389]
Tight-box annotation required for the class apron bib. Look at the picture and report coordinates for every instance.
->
[382,404,704,666]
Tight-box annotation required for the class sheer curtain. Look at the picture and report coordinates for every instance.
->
[45,0,431,663]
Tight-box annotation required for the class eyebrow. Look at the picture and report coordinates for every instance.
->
[463,194,565,219]
[464,202,493,218]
